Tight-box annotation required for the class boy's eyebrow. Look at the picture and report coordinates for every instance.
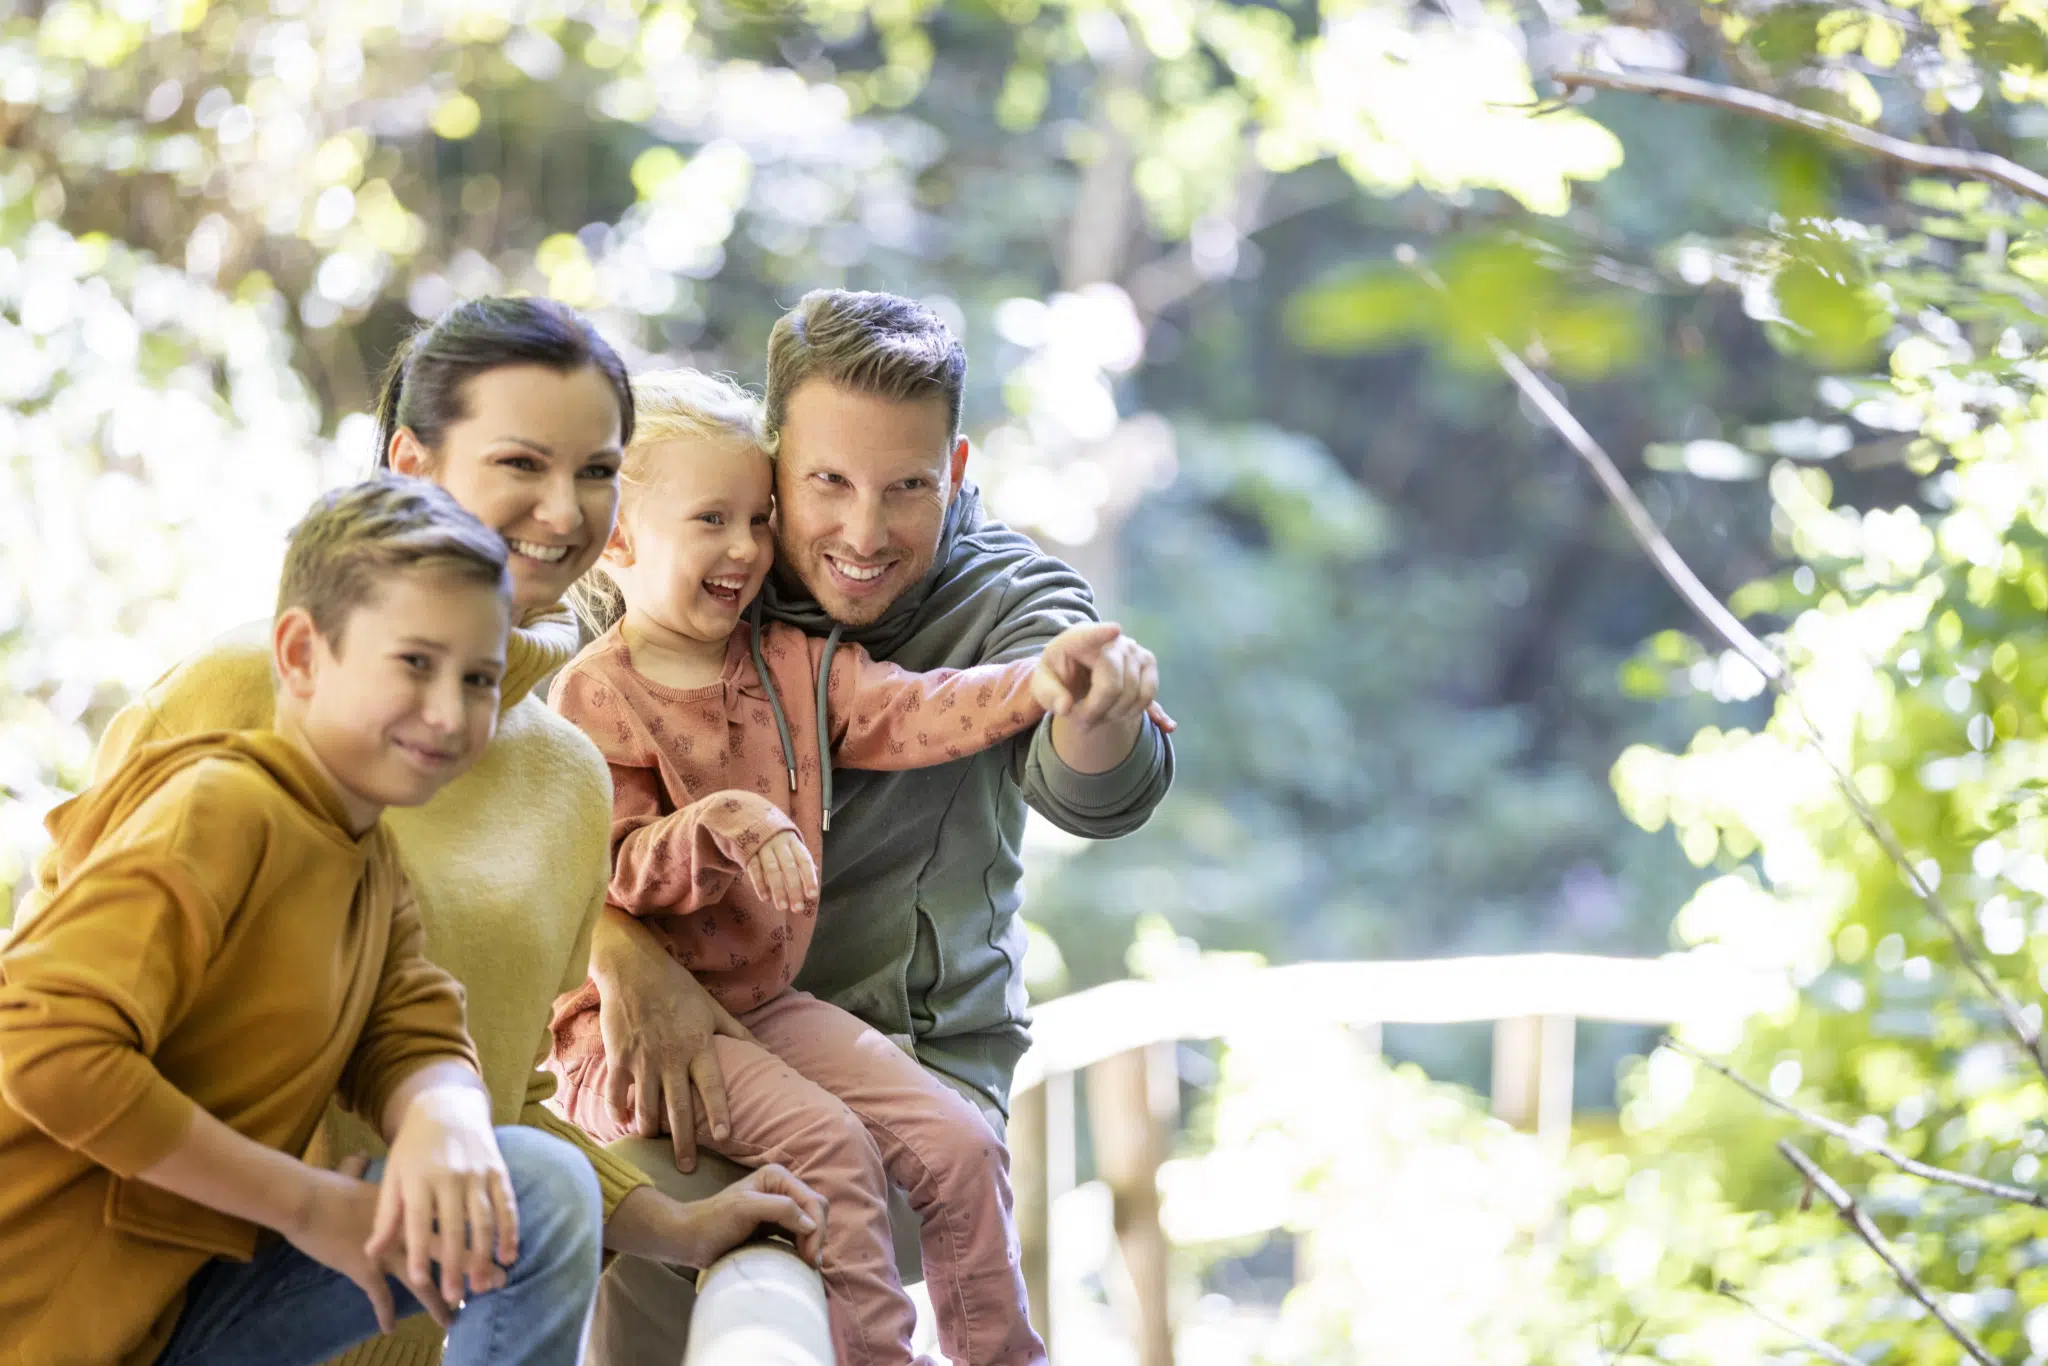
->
[396,636,450,651]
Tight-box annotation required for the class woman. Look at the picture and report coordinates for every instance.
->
[73,298,825,1366]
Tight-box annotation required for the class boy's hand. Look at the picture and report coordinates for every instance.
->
[287,1166,456,1333]
[367,1086,519,1307]
[745,829,818,917]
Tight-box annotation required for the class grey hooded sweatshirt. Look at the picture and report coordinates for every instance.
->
[757,483,1173,1115]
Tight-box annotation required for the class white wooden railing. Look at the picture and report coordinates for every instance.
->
[682,950,1778,1365]
[1005,950,1779,1366]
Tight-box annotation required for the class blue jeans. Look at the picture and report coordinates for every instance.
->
[154,1126,602,1366]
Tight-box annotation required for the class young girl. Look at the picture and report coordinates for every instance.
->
[545,370,1086,1366]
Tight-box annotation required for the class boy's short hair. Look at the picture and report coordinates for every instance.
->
[762,289,966,451]
[278,475,510,645]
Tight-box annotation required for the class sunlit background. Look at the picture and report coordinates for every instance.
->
[17,0,2048,1360]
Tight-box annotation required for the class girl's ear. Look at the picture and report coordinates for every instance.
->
[272,607,322,700]
[600,514,634,568]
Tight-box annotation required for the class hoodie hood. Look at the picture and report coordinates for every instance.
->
[759,481,988,659]
[41,731,359,889]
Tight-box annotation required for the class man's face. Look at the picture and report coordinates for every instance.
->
[772,378,967,626]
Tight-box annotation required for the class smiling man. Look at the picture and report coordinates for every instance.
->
[584,290,1176,1363]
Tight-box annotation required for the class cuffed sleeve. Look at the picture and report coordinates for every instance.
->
[610,777,798,915]
[1019,713,1175,837]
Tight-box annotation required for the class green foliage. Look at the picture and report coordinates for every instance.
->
[1552,12,2048,1355]
[1286,233,1647,380]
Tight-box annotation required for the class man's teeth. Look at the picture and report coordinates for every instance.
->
[830,558,888,582]
[508,539,571,564]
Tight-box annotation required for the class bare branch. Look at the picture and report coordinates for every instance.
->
[1776,1141,1998,1366]
[1665,1036,2048,1208]
[1552,68,2048,209]
[1396,246,2048,1082]
[1716,1280,1861,1366]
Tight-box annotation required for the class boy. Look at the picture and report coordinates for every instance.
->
[0,476,601,1366]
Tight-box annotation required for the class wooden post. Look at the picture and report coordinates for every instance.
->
[1491,1013,1576,1156]
[1087,1045,1174,1366]
[1010,1078,1052,1349]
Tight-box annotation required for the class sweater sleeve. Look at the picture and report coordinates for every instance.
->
[980,558,1176,838]
[335,870,480,1129]
[820,641,1047,771]
[519,863,651,1221]
[0,837,223,1178]
[609,766,798,915]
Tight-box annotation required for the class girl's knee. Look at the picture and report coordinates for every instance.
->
[914,1103,1010,1185]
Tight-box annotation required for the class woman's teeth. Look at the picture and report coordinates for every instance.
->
[508,539,571,564]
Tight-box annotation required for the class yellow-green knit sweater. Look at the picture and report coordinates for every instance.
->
[64,607,650,1366]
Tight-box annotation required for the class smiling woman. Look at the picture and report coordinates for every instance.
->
[376,297,633,613]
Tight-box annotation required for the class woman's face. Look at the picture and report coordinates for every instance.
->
[390,363,625,613]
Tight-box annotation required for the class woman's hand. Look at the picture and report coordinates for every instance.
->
[591,906,758,1173]
[669,1164,828,1270]
[366,1085,518,1306]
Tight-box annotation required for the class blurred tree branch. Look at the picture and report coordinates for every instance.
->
[1553,68,2048,208]
[1714,1281,1860,1366]
[1777,1140,1999,1366]
[1404,240,2048,1082]
[1666,1036,2048,1208]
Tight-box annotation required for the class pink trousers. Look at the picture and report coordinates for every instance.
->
[611,991,1045,1366]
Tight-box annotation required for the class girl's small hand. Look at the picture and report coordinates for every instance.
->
[367,1086,519,1306]
[745,830,818,916]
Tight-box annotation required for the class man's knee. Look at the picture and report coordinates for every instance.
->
[496,1125,604,1269]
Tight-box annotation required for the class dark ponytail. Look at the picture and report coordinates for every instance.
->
[374,297,636,468]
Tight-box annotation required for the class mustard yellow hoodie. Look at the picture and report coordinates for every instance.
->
[0,731,477,1366]
[47,607,651,1366]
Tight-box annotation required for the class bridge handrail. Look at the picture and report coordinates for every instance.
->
[1012,947,1782,1093]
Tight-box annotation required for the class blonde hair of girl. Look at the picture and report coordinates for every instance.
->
[568,368,767,635]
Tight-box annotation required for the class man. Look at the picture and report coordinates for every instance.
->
[583,290,1175,1362]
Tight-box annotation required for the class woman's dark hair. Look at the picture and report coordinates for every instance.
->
[374,296,635,468]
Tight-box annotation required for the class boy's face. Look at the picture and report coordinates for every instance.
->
[606,436,775,645]
[283,568,510,828]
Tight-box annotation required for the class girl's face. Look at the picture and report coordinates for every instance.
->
[606,436,775,646]
[390,364,625,613]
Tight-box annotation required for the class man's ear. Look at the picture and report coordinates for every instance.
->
[387,427,432,477]
[947,434,969,492]
[273,607,322,700]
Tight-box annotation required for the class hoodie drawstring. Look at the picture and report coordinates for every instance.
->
[746,599,843,831]
[815,624,843,832]
[748,598,800,799]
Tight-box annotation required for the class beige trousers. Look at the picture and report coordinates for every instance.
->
[585,1070,1006,1366]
